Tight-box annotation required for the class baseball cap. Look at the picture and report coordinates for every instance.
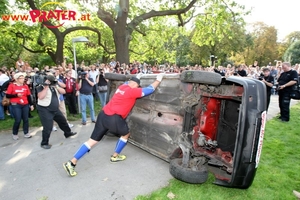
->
[129,76,140,87]
[46,74,57,82]
[14,72,26,80]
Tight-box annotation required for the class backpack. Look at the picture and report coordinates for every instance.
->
[290,76,300,100]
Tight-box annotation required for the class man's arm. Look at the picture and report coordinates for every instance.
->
[86,77,95,86]
[141,73,164,97]
[37,86,48,100]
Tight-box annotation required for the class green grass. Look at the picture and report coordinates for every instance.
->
[135,103,300,200]
[0,99,103,131]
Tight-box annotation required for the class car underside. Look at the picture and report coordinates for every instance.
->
[105,71,267,189]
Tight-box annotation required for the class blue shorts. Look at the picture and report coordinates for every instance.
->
[90,111,129,141]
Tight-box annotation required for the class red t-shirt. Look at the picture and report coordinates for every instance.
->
[64,77,76,93]
[6,83,31,105]
[103,84,142,118]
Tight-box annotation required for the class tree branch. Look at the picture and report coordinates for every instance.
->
[62,26,101,44]
[14,31,46,53]
[128,0,197,34]
[97,8,116,29]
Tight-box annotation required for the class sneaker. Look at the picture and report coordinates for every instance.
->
[52,126,57,131]
[12,134,19,140]
[110,154,126,162]
[68,123,74,128]
[24,133,32,138]
[63,161,77,177]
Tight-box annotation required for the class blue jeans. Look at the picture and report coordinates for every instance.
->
[80,94,95,123]
[99,92,107,108]
[11,104,29,135]
[0,92,5,120]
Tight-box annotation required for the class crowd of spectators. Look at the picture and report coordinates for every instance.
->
[1,58,299,122]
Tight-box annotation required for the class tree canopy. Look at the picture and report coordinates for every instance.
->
[0,0,298,68]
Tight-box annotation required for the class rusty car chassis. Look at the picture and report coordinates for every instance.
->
[105,70,267,189]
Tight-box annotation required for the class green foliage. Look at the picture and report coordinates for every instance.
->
[0,0,9,15]
[136,103,300,200]
[283,41,300,65]
[232,22,279,66]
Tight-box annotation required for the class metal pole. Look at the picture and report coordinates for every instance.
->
[73,42,81,113]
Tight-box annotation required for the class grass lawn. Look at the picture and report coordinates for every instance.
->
[135,103,300,200]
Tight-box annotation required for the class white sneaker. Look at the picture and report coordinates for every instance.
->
[24,133,32,138]
[52,126,57,131]
[68,123,74,128]
[12,135,19,140]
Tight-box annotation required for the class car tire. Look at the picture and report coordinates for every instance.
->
[180,70,222,85]
[169,158,208,184]
[104,73,128,81]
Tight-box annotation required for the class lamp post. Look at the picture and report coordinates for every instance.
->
[71,36,89,113]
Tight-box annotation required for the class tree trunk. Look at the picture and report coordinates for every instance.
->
[114,29,130,64]
[55,35,64,65]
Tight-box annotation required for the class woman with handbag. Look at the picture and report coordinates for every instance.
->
[6,72,34,140]
[96,68,108,108]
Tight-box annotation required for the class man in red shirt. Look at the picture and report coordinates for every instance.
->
[63,73,165,176]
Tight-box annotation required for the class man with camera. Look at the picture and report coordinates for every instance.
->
[78,68,96,125]
[277,62,298,122]
[36,75,77,149]
[259,68,274,111]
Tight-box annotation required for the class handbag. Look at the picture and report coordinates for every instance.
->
[2,95,10,106]
[98,85,107,92]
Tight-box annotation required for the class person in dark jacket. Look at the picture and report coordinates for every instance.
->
[96,68,108,107]
[260,67,274,111]
[36,75,77,149]
[277,62,298,122]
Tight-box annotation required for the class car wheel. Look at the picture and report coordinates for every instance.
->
[169,158,208,184]
[104,73,127,81]
[180,70,222,85]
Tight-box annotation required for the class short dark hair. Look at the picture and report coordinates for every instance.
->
[262,67,270,72]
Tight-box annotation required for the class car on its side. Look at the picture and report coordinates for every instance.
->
[105,70,267,189]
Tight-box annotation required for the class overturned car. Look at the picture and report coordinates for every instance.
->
[105,70,267,189]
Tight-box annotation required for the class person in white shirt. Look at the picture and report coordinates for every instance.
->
[67,63,77,79]
[0,69,10,120]
[88,64,100,101]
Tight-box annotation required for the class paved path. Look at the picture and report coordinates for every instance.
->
[0,95,298,200]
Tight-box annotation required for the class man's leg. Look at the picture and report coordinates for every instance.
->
[38,107,54,147]
[70,94,78,114]
[53,110,76,138]
[63,112,107,176]
[80,94,87,124]
[109,115,130,162]
[87,94,95,121]
[111,133,130,161]
[281,93,291,121]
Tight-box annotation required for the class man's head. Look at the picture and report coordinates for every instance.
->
[128,77,140,88]
[262,67,270,76]
[68,63,73,69]
[282,62,291,72]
